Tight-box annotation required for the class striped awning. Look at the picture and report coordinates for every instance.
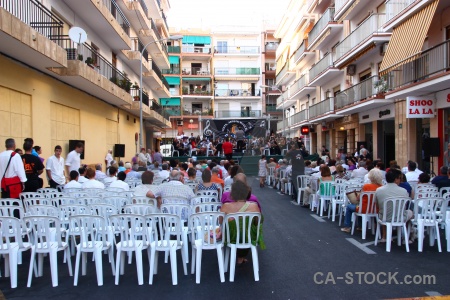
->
[379,0,438,74]
[165,76,180,85]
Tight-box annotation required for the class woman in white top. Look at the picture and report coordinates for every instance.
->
[82,168,105,189]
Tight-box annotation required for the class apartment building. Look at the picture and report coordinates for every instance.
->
[0,0,172,168]
[275,0,449,171]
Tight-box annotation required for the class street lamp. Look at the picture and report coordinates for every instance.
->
[261,84,285,137]
[139,34,183,150]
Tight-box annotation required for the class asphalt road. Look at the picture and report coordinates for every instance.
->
[1,177,449,300]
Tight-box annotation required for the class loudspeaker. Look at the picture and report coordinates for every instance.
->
[68,140,85,160]
[424,138,440,157]
[114,144,125,158]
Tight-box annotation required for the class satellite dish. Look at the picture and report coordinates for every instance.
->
[68,27,87,44]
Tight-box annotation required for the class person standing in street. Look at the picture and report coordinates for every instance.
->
[21,139,44,192]
[46,145,65,188]
[65,141,84,177]
[0,138,27,198]
[286,143,305,199]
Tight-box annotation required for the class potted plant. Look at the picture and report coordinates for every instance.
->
[77,54,83,61]
[85,57,94,67]
[132,82,139,89]
[374,77,388,95]
[182,87,188,95]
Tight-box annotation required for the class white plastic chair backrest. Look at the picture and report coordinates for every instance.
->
[124,204,156,215]
[223,185,232,193]
[118,191,134,200]
[90,204,118,221]
[191,196,217,206]
[0,205,24,219]
[57,185,65,192]
[319,181,335,197]
[59,196,85,206]
[268,167,275,177]
[78,196,104,206]
[279,169,286,180]
[440,187,450,198]
[0,217,26,250]
[192,202,222,213]
[415,183,436,193]
[162,197,190,206]
[217,185,223,200]
[63,188,83,194]
[24,198,51,212]
[44,191,65,199]
[196,190,218,200]
[59,204,90,223]
[161,203,191,222]
[19,192,41,202]
[146,214,182,249]
[379,197,410,225]
[414,197,447,224]
[105,186,125,193]
[99,191,120,198]
[104,196,130,211]
[224,212,261,247]
[37,188,58,195]
[24,216,64,248]
[357,192,377,214]
[297,175,311,189]
[0,198,23,208]
[132,196,157,206]
[185,182,197,192]
[310,178,319,193]
[332,183,346,201]
[109,214,148,246]
[83,188,104,196]
[152,177,163,185]
[189,212,225,247]
[69,215,108,249]
[415,189,439,200]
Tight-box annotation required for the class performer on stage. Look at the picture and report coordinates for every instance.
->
[235,127,245,153]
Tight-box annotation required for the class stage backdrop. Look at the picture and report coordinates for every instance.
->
[202,119,267,138]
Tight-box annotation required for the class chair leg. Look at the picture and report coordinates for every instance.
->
[82,252,87,276]
[169,248,178,285]
[216,246,225,283]
[386,224,392,252]
[250,246,259,281]
[195,241,202,284]
[27,247,36,287]
[224,247,229,273]
[135,248,144,286]
[109,247,115,276]
[418,221,424,252]
[49,250,59,287]
[229,245,237,282]
[94,248,103,286]
[191,247,196,275]
[446,220,450,252]
[114,248,121,285]
[149,248,156,285]
[361,216,368,240]
[374,223,380,246]
[9,248,18,289]
[74,247,81,286]
[434,224,442,252]
[351,214,356,236]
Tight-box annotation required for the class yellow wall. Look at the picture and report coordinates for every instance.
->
[0,54,142,171]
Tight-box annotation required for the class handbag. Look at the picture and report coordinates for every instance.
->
[1,152,23,199]
[346,190,360,205]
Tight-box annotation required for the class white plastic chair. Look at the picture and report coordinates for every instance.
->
[160,204,191,263]
[191,196,217,206]
[350,191,377,239]
[296,175,311,205]
[328,183,346,222]
[189,212,225,283]
[196,190,219,201]
[104,196,130,211]
[185,182,197,192]
[78,196,104,206]
[124,204,157,215]
[131,196,158,206]
[83,188,104,197]
[147,214,188,285]
[105,187,125,193]
[25,216,73,287]
[192,202,222,213]
[110,214,149,285]
[0,216,32,288]
[309,178,319,211]
[224,212,262,282]
[266,167,275,186]
[37,188,58,195]
[374,197,410,252]
[43,191,65,199]
[70,215,115,286]
[317,181,334,217]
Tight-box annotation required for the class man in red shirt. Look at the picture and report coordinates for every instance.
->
[222,137,233,160]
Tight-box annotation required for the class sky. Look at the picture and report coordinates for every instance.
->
[167,0,290,30]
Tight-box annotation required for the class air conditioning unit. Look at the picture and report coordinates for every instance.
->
[380,42,388,56]
[177,120,183,126]
[346,64,356,76]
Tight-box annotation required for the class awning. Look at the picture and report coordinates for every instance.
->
[169,56,179,64]
[182,36,211,44]
[159,98,180,106]
[165,76,180,85]
[181,77,211,81]
[379,0,438,74]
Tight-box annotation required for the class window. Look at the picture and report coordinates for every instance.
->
[217,41,228,53]
[91,42,100,66]
[359,68,371,81]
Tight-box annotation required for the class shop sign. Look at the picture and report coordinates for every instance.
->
[379,109,390,118]
[406,97,435,118]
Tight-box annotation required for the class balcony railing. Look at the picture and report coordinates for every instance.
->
[161,10,168,30]
[334,14,386,61]
[292,109,309,124]
[169,88,180,96]
[152,106,170,121]
[265,42,279,52]
[386,39,450,91]
[309,53,333,81]
[215,46,260,54]
[136,0,148,16]
[385,0,415,23]
[162,67,180,74]
[183,110,213,116]
[182,89,213,96]
[1,0,63,39]
[150,18,168,57]
[308,7,335,44]
[309,97,335,119]
[102,0,130,36]
[150,61,170,90]
[276,62,287,79]
[215,110,261,118]
[265,105,281,112]
[130,87,149,106]
[214,68,260,75]
[335,0,351,15]
[168,46,181,53]
[50,35,131,92]
[181,67,211,75]
[131,37,149,61]
[289,74,308,97]
[182,45,211,54]
[335,76,378,109]
[215,89,261,97]
[293,40,307,63]
[166,107,181,116]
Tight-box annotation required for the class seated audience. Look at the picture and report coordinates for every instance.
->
[65,170,82,189]
[82,168,105,189]
[196,169,219,192]
[109,171,129,191]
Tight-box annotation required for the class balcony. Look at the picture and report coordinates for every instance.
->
[308,7,342,50]
[166,107,182,116]
[215,110,261,118]
[309,97,340,121]
[62,0,131,51]
[182,45,212,54]
[276,62,295,85]
[334,14,390,67]
[127,87,153,117]
[385,39,450,100]
[265,105,282,113]
[182,88,213,97]
[0,0,67,69]
[162,67,180,74]
[276,91,289,107]
[143,60,170,97]
[308,53,342,86]
[181,67,211,76]
[168,46,181,53]
[277,121,284,132]
[385,0,416,27]
[334,0,373,22]
[291,109,309,128]
[292,40,314,68]
[215,89,261,98]
[122,37,151,73]
[288,74,315,101]
[146,0,169,35]
[214,67,261,81]
[264,42,279,54]
[215,46,260,55]
[130,87,149,104]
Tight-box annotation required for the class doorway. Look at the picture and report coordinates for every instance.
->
[191,63,201,75]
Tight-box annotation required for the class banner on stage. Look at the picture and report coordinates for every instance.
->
[202,119,267,138]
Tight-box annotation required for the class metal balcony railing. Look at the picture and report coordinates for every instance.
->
[1,0,63,39]
[150,61,170,90]
[309,97,335,119]
[308,7,335,44]
[289,74,308,97]
[215,89,261,97]
[152,106,170,121]
[385,0,415,23]
[182,45,212,54]
[215,46,260,54]
[183,109,212,116]
[335,76,378,109]
[292,109,309,124]
[215,110,261,118]
[130,87,149,106]
[334,14,386,61]
[265,42,279,52]
[293,40,307,64]
[335,0,351,16]
[131,37,149,61]
[276,94,284,106]
[214,68,260,75]
[162,67,180,74]
[49,35,131,92]
[161,10,168,29]
[150,18,169,57]
[182,89,213,96]
[181,67,211,75]
[265,105,281,112]
[137,0,148,16]
[309,53,333,82]
[386,39,450,90]
[102,0,130,36]
[166,107,181,116]
[168,46,181,53]
[276,62,287,79]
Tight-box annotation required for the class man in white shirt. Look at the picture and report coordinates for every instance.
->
[146,170,194,206]
[77,167,88,184]
[145,149,152,165]
[82,168,105,189]
[65,142,84,176]
[105,149,113,170]
[0,138,27,198]
[219,160,229,178]
[138,148,147,166]
[109,171,129,191]
[157,163,170,181]
[103,166,117,185]
[46,145,65,188]
[351,161,368,179]
[405,161,422,181]
[134,171,160,198]
[64,170,82,189]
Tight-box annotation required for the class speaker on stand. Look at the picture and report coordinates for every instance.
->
[423,138,439,177]
[114,144,125,158]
